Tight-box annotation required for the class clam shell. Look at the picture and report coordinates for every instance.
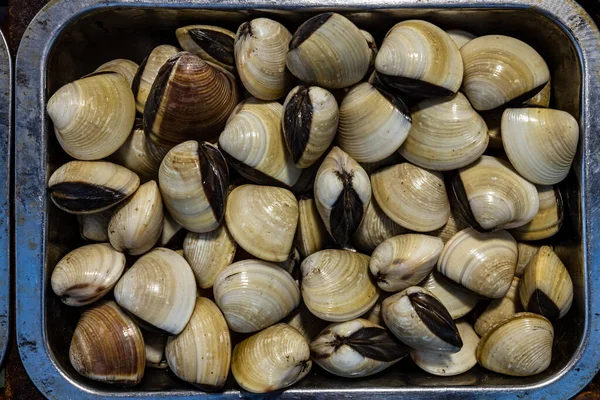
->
[285,303,329,343]
[437,227,517,299]
[225,184,298,262]
[166,297,231,390]
[48,161,140,214]
[142,331,168,369]
[47,73,135,160]
[446,29,476,49]
[359,152,404,175]
[519,245,573,319]
[360,291,392,326]
[231,323,312,393]
[70,301,145,385]
[375,20,463,97]
[371,163,450,232]
[213,259,300,333]
[502,108,579,185]
[524,79,551,107]
[399,93,489,171]
[51,243,125,306]
[159,210,185,248]
[114,248,197,335]
[94,59,139,86]
[516,242,541,277]
[159,141,229,233]
[361,29,378,73]
[310,318,408,378]
[430,211,470,244]
[370,234,443,292]
[338,82,412,163]
[286,12,370,89]
[301,249,379,322]
[510,185,563,241]
[352,196,407,254]
[77,209,112,242]
[482,109,503,150]
[460,35,550,111]
[474,277,522,336]
[411,320,479,376]
[419,271,479,320]
[176,25,235,71]
[476,312,553,376]
[108,180,164,255]
[132,44,180,113]
[295,197,330,258]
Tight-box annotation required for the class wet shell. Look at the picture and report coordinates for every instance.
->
[51,243,125,306]
[502,108,579,185]
[420,271,479,320]
[231,323,312,393]
[142,331,168,369]
[166,297,231,390]
[310,318,408,378]
[132,44,180,113]
[144,52,239,147]
[460,35,550,111]
[218,98,301,187]
[398,92,489,171]
[108,180,164,255]
[225,184,298,262]
[371,163,450,232]
[48,161,140,214]
[352,196,407,254]
[47,72,135,160]
[113,248,197,335]
[70,301,145,385]
[338,82,412,163]
[295,197,330,258]
[285,303,329,342]
[450,155,539,231]
[446,29,476,49]
[94,59,139,86]
[302,250,379,322]
[176,25,235,71]
[516,242,541,277]
[370,234,443,292]
[476,312,553,376]
[382,286,463,353]
[375,20,463,97]
[519,246,573,319]
[524,79,551,107]
[77,209,112,242]
[235,18,294,100]
[411,320,479,376]
[282,85,339,168]
[286,13,370,89]
[510,185,563,241]
[437,228,517,299]
[314,147,371,247]
[474,277,522,336]
[158,141,229,233]
[213,259,300,333]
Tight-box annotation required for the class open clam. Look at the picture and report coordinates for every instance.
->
[295,196,331,258]
[474,277,522,336]
[176,25,235,72]
[94,59,139,86]
[420,271,479,320]
[352,196,406,254]
[132,44,180,113]
[510,185,563,241]
[77,209,112,242]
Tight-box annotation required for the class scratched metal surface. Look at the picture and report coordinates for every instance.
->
[13,0,600,399]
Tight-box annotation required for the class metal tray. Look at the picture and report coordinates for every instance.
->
[13,0,600,398]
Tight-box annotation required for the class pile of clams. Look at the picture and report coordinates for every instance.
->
[47,11,578,393]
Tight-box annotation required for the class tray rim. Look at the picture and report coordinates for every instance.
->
[14,0,600,398]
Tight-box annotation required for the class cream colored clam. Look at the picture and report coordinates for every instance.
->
[176,25,235,71]
[352,196,406,254]
[446,29,476,49]
[371,163,450,232]
[420,271,479,320]
[524,79,551,107]
[474,277,521,336]
[360,291,391,326]
[94,59,139,86]
[516,242,541,276]
[430,211,470,244]
[510,185,563,241]
[142,331,168,369]
[295,197,330,258]
[77,209,112,242]
[133,44,180,113]
[361,29,378,72]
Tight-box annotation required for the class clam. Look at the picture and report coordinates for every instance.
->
[77,209,112,242]
[231,323,311,393]
[47,72,135,160]
[295,197,330,258]
[474,277,522,336]
[51,243,125,306]
[48,161,140,214]
[420,271,479,320]
[282,85,339,168]
[314,147,371,247]
[183,225,236,289]
[114,248,197,335]
[111,120,168,183]
[437,227,517,299]
[361,30,378,73]
[370,234,443,292]
[280,248,301,276]
[94,58,139,86]
[411,321,479,376]
[213,259,300,333]
[160,211,185,248]
[132,44,180,113]
[166,297,231,390]
[476,312,553,376]
[519,245,573,319]
[360,291,391,326]
[382,286,462,353]
[310,318,408,378]
[218,98,301,187]
[502,108,579,185]
[142,331,168,369]
[510,185,563,241]
[302,250,379,322]
[482,109,503,150]
[235,18,294,100]
[524,79,551,107]
[70,301,145,385]
[375,20,463,97]
[108,180,164,255]
[338,82,412,163]
[449,155,539,231]
[359,152,404,175]
[225,184,298,262]
[285,303,329,343]
[460,35,550,111]
[159,140,228,233]
[286,13,370,89]
[176,25,235,71]
[144,51,239,147]
[430,211,470,244]
[516,242,541,276]
[398,93,489,171]
[352,196,407,254]
[446,29,476,49]
[371,163,450,232]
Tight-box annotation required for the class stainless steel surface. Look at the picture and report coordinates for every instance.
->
[13,0,600,398]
